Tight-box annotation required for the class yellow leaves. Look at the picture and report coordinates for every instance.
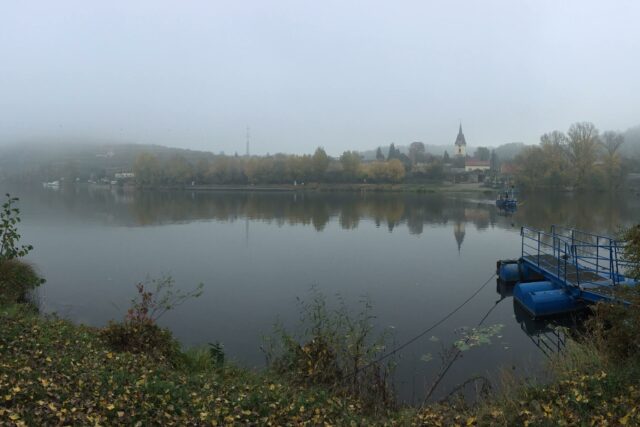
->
[40,378,49,387]
[117,411,125,418]
[466,416,477,425]
[45,356,52,363]
[11,386,21,393]
[9,413,20,421]
[106,404,115,411]
[106,352,113,359]
[48,403,57,411]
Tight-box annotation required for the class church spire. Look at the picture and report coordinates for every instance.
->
[455,123,467,147]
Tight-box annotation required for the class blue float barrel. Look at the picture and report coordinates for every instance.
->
[497,260,520,283]
[514,281,581,317]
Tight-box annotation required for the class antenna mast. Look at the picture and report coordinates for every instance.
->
[245,126,250,157]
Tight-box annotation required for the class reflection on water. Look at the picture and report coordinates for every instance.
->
[20,187,640,251]
[500,279,572,361]
[9,185,640,403]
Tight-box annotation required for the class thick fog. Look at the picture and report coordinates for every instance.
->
[1,0,639,155]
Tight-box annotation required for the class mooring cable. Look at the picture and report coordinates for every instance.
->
[423,297,503,403]
[335,272,497,386]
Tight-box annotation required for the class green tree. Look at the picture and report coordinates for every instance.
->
[443,150,451,163]
[375,147,385,161]
[165,155,194,185]
[387,143,398,160]
[513,146,547,190]
[312,147,330,180]
[539,131,570,188]
[195,159,210,184]
[339,151,361,181]
[474,147,490,161]
[386,159,406,183]
[133,152,162,186]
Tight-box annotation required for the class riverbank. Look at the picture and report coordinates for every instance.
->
[1,263,639,425]
[183,182,496,194]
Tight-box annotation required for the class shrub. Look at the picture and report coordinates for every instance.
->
[0,194,33,262]
[0,259,44,305]
[101,275,203,364]
[621,224,640,280]
[263,289,395,412]
[101,319,181,362]
[586,285,640,361]
[583,225,640,360]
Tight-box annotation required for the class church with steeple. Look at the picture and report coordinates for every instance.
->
[454,123,466,157]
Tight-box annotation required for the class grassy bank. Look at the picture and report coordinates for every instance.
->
[3,194,639,425]
[1,267,639,425]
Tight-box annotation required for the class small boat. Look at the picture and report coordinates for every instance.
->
[42,180,60,189]
[496,188,517,209]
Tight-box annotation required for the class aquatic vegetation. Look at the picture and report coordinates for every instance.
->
[453,324,504,352]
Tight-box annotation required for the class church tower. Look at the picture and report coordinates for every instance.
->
[454,123,467,157]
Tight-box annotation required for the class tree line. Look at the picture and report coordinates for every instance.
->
[512,122,631,191]
[132,145,450,186]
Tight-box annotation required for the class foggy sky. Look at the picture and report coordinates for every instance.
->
[1,1,639,155]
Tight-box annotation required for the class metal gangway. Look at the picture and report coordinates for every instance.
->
[520,225,635,303]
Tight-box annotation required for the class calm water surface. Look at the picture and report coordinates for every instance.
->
[9,186,640,402]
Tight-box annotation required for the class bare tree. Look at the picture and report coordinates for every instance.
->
[540,130,568,148]
[601,131,625,157]
[566,122,601,188]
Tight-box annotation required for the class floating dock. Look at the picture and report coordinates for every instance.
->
[497,226,637,318]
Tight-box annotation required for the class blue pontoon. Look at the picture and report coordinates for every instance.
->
[497,226,638,318]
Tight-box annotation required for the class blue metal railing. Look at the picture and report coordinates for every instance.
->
[520,225,630,288]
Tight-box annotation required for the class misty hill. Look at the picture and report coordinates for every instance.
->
[0,141,215,182]
[622,125,640,157]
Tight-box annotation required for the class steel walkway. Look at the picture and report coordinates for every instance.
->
[520,225,635,304]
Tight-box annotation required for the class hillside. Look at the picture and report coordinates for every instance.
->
[0,141,216,182]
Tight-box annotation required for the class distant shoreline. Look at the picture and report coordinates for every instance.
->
[182,182,496,193]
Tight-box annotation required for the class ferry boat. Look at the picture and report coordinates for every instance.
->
[496,188,517,209]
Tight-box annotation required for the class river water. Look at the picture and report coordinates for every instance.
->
[9,185,640,402]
